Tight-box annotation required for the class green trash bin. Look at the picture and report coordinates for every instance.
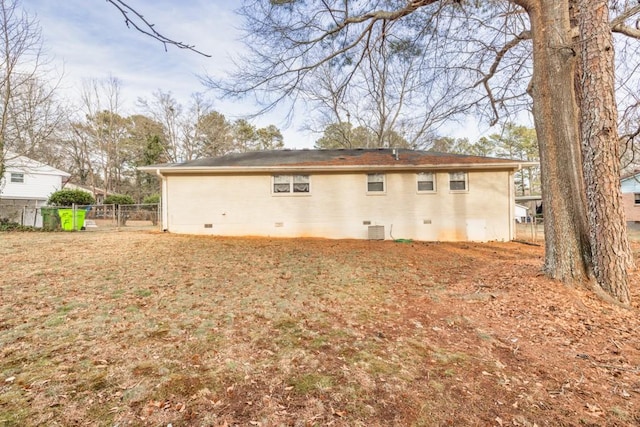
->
[41,207,60,230]
[58,208,87,231]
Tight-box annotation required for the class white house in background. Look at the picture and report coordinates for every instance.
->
[139,149,534,242]
[0,155,70,226]
[514,204,529,223]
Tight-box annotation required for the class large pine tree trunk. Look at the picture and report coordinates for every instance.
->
[576,0,632,304]
[527,1,593,283]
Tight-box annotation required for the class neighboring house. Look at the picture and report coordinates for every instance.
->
[0,155,70,226]
[139,149,534,242]
[515,204,529,223]
[621,171,640,222]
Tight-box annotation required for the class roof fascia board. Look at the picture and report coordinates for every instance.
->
[140,162,536,175]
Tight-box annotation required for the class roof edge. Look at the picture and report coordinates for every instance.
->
[139,162,535,175]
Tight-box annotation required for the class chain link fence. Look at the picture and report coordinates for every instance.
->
[0,202,43,228]
[0,203,161,231]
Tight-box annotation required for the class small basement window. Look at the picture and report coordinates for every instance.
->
[10,172,24,183]
[635,193,640,205]
[449,171,467,191]
[367,173,385,192]
[273,175,310,194]
[417,172,435,192]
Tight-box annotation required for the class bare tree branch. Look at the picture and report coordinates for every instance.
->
[473,30,532,125]
[610,4,640,37]
[105,0,211,57]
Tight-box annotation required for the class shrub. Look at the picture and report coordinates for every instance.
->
[143,194,160,204]
[48,189,95,206]
[104,194,135,206]
[0,218,38,232]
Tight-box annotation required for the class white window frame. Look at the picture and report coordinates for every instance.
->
[634,193,640,205]
[417,172,436,193]
[10,172,24,184]
[367,173,385,194]
[272,174,310,195]
[449,171,468,192]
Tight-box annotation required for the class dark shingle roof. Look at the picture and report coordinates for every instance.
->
[172,149,518,168]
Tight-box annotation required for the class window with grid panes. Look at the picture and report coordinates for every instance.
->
[367,173,385,192]
[449,171,467,191]
[417,172,435,192]
[273,175,310,193]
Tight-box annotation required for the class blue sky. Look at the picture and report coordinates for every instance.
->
[25,0,316,148]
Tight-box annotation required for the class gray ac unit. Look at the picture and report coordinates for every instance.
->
[368,225,385,240]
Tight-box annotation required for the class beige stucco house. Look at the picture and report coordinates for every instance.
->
[140,149,532,242]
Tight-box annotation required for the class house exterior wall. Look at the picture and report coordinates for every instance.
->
[1,168,65,201]
[621,176,640,194]
[622,192,640,222]
[621,176,640,222]
[162,169,515,242]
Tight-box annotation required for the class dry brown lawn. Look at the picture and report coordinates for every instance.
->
[1,230,639,426]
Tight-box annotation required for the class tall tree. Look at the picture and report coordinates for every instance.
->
[483,123,540,195]
[315,122,411,149]
[576,0,632,302]
[428,136,473,154]
[210,0,640,303]
[231,119,258,151]
[137,90,184,162]
[79,77,128,193]
[138,91,286,159]
[126,114,167,200]
[0,0,60,189]
[255,124,284,150]
[193,111,233,158]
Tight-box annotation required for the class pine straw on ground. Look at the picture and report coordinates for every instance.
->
[1,231,639,427]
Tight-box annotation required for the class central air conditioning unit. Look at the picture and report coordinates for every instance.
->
[368,225,385,240]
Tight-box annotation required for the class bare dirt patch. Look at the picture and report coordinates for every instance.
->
[1,231,639,426]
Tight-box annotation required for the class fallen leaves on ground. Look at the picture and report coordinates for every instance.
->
[0,230,639,426]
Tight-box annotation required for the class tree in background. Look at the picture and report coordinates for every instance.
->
[255,125,284,150]
[137,90,185,162]
[0,0,63,190]
[482,124,540,196]
[138,91,285,162]
[126,114,167,201]
[193,111,233,158]
[428,137,472,155]
[75,77,130,194]
[314,122,411,149]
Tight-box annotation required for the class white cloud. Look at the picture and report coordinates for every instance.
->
[25,0,316,148]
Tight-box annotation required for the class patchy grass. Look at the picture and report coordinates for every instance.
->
[1,231,640,426]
